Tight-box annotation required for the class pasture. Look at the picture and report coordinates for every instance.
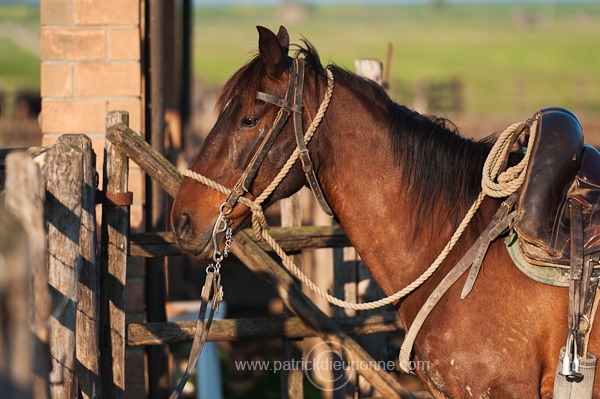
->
[0,3,39,91]
[1,2,599,117]
[194,2,600,116]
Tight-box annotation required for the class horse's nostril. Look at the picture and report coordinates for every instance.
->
[175,212,193,239]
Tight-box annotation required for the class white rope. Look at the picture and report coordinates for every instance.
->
[182,69,540,309]
[482,119,538,198]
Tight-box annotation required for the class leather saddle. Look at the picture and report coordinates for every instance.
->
[514,107,600,268]
[511,107,600,377]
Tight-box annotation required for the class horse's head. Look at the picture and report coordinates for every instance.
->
[171,26,328,256]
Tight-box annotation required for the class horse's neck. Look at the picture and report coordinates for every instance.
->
[313,83,483,297]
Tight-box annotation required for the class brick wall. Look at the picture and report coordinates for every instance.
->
[40,1,148,397]
[40,0,145,230]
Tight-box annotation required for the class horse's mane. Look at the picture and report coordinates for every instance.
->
[217,40,496,227]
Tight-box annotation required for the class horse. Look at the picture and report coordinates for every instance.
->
[170,26,599,398]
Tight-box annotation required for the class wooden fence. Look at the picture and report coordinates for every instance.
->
[106,110,410,398]
[0,135,100,399]
[0,111,412,398]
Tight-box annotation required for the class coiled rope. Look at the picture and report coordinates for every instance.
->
[182,70,539,310]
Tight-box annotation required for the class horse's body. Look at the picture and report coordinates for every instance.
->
[170,26,599,398]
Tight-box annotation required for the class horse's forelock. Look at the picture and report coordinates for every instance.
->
[215,39,327,118]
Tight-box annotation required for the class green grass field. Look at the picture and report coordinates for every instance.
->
[0,2,598,116]
[0,3,39,92]
[194,2,600,116]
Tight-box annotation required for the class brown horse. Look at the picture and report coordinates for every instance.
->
[170,26,598,398]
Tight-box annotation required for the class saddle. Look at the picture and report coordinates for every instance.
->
[512,107,600,381]
[514,107,600,267]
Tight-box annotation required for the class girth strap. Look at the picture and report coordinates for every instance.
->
[566,198,600,360]
[399,197,516,372]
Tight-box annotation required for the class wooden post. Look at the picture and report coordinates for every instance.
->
[43,135,85,399]
[412,80,428,114]
[1,151,48,399]
[4,151,50,399]
[147,1,172,395]
[354,59,383,86]
[280,194,304,399]
[100,111,130,398]
[69,136,102,399]
[0,198,33,398]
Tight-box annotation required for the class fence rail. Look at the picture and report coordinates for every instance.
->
[129,226,351,257]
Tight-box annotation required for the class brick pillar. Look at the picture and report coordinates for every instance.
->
[40,1,148,397]
[40,0,144,229]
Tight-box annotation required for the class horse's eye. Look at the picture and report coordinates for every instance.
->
[241,117,258,128]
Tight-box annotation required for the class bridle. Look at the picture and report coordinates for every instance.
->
[219,57,333,219]
[170,57,335,399]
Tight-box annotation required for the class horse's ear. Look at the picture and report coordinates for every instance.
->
[257,26,287,78]
[277,26,290,55]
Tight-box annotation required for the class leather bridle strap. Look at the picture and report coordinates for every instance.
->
[168,269,222,399]
[292,60,334,217]
[221,59,299,212]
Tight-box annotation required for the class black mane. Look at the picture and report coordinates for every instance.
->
[217,40,495,226]
[325,65,494,226]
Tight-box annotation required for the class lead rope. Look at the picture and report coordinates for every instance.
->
[183,71,539,310]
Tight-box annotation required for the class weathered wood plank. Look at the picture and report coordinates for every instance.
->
[3,151,50,399]
[129,225,351,257]
[43,136,84,399]
[280,194,303,399]
[0,152,48,398]
[0,146,49,169]
[67,136,101,399]
[100,112,130,399]
[0,200,33,398]
[127,314,402,345]
[105,123,181,198]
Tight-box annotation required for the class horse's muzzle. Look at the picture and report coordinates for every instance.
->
[171,209,212,257]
